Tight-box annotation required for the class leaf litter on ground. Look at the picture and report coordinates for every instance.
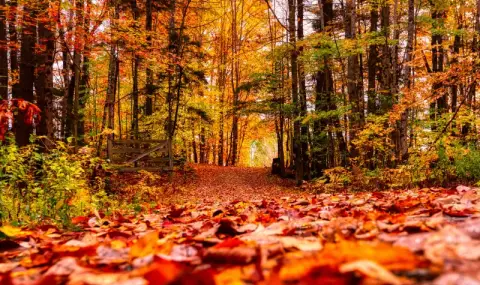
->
[3,167,480,284]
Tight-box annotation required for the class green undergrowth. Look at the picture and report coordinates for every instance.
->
[0,138,195,227]
[0,139,120,227]
[315,141,480,192]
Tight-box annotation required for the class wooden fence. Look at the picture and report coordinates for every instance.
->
[107,139,173,172]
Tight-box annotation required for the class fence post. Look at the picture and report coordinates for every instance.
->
[107,138,113,162]
[168,139,173,171]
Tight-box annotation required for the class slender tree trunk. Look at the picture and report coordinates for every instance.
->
[367,3,378,115]
[145,0,153,116]
[73,0,84,148]
[288,0,303,185]
[106,4,119,158]
[8,0,19,99]
[35,1,55,140]
[131,0,139,139]
[345,0,363,158]
[57,0,72,139]
[78,0,92,145]
[379,2,392,112]
[398,0,415,161]
[15,4,36,146]
[297,0,310,179]
[192,121,198,163]
[200,126,206,163]
[430,7,446,129]
[0,0,7,100]
[230,0,240,166]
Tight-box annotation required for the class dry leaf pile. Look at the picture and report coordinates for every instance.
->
[2,185,480,284]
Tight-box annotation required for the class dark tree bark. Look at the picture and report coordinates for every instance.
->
[378,2,393,113]
[8,0,19,99]
[367,3,378,115]
[0,0,7,100]
[77,0,92,145]
[73,0,84,147]
[297,0,310,179]
[200,126,206,163]
[131,0,139,139]
[145,0,153,116]
[345,0,364,158]
[288,0,303,185]
[35,1,55,140]
[15,4,36,146]
[397,0,415,162]
[106,3,119,159]
[313,0,346,175]
[429,6,446,130]
[229,0,241,166]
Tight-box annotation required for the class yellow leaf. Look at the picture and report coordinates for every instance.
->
[130,231,159,258]
[0,225,23,238]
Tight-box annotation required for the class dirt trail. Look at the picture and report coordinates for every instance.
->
[176,165,301,203]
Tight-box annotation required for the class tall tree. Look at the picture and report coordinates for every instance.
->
[288,0,303,185]
[297,0,310,179]
[15,4,37,146]
[429,3,446,129]
[145,0,153,116]
[35,0,55,139]
[73,0,85,147]
[106,2,119,158]
[344,0,364,157]
[8,0,19,99]
[130,0,139,139]
[0,0,7,100]
[367,2,379,115]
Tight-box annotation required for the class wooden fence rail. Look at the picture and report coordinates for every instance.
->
[107,139,173,172]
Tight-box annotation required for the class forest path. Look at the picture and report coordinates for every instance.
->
[174,165,302,203]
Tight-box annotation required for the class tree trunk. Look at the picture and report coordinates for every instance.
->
[0,0,7,100]
[288,0,303,185]
[106,4,119,159]
[367,3,378,115]
[8,0,19,99]
[78,0,92,145]
[430,7,446,129]
[379,2,392,112]
[35,1,55,140]
[73,0,84,148]
[297,0,310,179]
[15,4,36,146]
[345,0,363,158]
[131,0,139,139]
[145,0,153,116]
[397,0,414,161]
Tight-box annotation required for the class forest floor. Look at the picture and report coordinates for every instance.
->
[165,165,302,203]
[2,166,480,284]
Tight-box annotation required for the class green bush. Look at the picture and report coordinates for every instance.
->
[455,147,480,182]
[0,139,95,225]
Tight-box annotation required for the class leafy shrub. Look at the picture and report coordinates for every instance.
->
[454,147,480,183]
[0,139,98,225]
